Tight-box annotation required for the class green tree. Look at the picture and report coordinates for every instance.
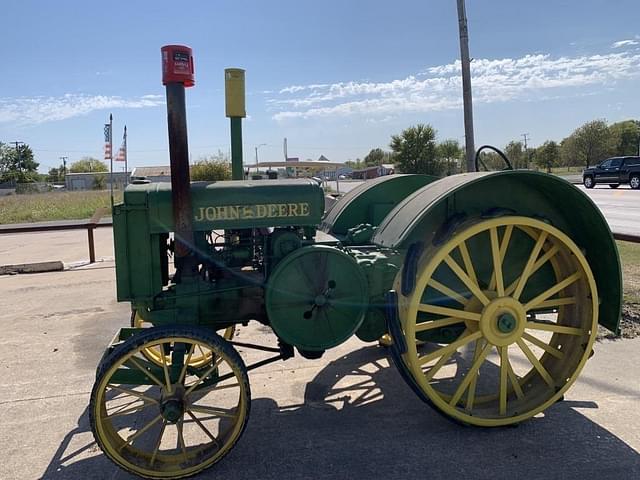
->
[0,142,39,183]
[47,167,61,182]
[191,153,232,181]
[363,148,392,167]
[345,158,363,169]
[609,120,640,156]
[437,139,462,175]
[69,157,108,173]
[504,141,527,169]
[390,124,441,175]
[564,120,612,168]
[534,141,560,173]
[93,173,107,190]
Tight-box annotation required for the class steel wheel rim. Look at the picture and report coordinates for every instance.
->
[94,335,248,478]
[398,217,598,426]
[584,177,592,187]
[631,177,639,188]
[133,313,236,368]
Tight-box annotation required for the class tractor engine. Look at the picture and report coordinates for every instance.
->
[112,179,325,328]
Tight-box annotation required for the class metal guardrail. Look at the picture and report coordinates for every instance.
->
[0,208,112,263]
[0,208,639,269]
[612,232,640,244]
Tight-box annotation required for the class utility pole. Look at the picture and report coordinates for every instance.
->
[521,133,530,168]
[59,156,68,183]
[457,0,475,172]
[255,143,266,173]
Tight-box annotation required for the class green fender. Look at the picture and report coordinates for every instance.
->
[372,171,621,333]
[321,174,438,237]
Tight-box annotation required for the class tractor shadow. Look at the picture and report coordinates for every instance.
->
[43,345,640,480]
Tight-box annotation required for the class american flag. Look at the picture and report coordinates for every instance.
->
[115,126,126,162]
[104,124,111,160]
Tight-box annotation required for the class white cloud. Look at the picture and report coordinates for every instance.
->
[0,93,165,125]
[611,39,639,48]
[270,49,640,121]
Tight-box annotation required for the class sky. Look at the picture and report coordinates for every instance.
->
[1,0,639,173]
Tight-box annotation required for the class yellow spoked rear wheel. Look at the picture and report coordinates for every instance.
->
[90,327,250,479]
[132,311,236,369]
[396,216,598,426]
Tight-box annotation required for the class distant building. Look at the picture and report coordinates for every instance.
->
[131,166,172,183]
[65,171,130,191]
[351,163,395,180]
[323,166,354,180]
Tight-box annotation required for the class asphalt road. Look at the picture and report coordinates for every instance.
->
[329,179,640,236]
[0,229,639,480]
[575,184,640,236]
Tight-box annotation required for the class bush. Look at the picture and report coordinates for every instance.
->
[191,160,232,181]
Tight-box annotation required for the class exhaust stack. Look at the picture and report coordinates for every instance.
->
[161,44,196,280]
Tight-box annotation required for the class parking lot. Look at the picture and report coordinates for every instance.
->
[0,229,639,479]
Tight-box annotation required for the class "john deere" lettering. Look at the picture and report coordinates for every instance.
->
[194,202,311,221]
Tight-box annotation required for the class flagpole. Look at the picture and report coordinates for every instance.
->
[109,114,114,208]
[124,125,128,186]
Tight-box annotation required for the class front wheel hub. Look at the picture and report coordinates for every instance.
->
[160,385,186,423]
[479,297,526,347]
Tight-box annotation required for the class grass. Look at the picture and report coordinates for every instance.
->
[0,190,122,224]
[617,240,640,303]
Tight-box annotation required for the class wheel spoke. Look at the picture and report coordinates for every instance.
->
[488,225,513,292]
[428,279,467,305]
[516,339,555,387]
[507,362,524,400]
[489,227,505,296]
[465,338,485,411]
[186,410,220,447]
[128,357,165,388]
[524,272,582,311]
[522,332,565,359]
[525,321,584,336]
[189,405,236,418]
[103,401,154,420]
[106,385,159,404]
[444,255,490,306]
[499,346,509,415]
[449,342,492,407]
[160,342,172,394]
[513,231,548,300]
[149,419,167,466]
[457,241,478,286]
[178,344,196,385]
[424,330,471,381]
[506,243,559,297]
[177,419,188,463]
[417,304,481,322]
[119,414,163,450]
[419,330,483,366]
[531,297,576,310]
[416,316,466,333]
[185,356,225,396]
[193,381,241,396]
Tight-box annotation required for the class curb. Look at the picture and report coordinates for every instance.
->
[0,261,64,276]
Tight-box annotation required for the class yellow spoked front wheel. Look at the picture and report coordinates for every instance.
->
[132,311,236,369]
[90,327,250,479]
[396,216,598,426]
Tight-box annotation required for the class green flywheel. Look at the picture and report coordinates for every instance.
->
[265,245,369,351]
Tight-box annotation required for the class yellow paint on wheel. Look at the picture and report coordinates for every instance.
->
[395,216,598,427]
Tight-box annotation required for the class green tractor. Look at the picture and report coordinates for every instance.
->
[89,46,621,478]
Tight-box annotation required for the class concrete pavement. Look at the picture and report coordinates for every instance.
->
[0,231,639,480]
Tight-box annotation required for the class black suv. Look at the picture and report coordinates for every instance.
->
[583,156,640,189]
